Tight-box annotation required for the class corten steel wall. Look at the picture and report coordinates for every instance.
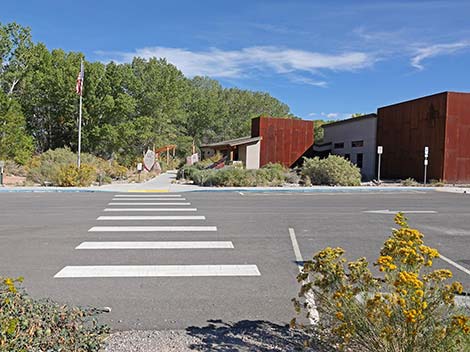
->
[251,117,314,167]
[444,93,470,183]
[377,93,447,181]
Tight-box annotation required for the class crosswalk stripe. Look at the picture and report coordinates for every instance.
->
[112,198,186,201]
[76,241,234,249]
[89,226,217,232]
[104,208,197,212]
[54,265,261,278]
[109,202,191,206]
[97,215,205,220]
[115,194,182,198]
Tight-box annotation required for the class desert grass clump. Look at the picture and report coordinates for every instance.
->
[293,213,470,351]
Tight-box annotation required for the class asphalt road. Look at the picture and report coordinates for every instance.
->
[0,190,469,331]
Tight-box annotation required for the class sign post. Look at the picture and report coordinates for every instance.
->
[0,160,4,186]
[377,146,383,183]
[424,146,429,186]
[137,163,143,182]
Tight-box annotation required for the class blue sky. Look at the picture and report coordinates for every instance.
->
[2,0,470,120]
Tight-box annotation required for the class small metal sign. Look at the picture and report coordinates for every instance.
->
[377,146,383,154]
[424,146,429,156]
[424,159,428,166]
[137,163,143,171]
[143,150,156,171]
[0,160,4,168]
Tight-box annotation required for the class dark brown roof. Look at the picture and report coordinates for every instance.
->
[200,136,262,149]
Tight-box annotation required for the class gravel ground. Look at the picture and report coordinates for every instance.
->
[104,320,330,351]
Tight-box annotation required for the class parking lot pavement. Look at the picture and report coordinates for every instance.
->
[0,190,469,331]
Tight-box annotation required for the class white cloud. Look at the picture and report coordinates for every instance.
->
[97,46,374,85]
[308,112,353,120]
[411,42,470,70]
[288,75,328,87]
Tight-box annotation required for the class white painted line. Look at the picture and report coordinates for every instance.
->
[439,254,470,277]
[364,209,437,214]
[115,194,182,198]
[54,265,260,278]
[97,215,205,221]
[289,228,303,271]
[289,227,319,324]
[88,226,217,232]
[76,241,234,249]
[112,198,186,201]
[108,202,191,206]
[104,208,197,212]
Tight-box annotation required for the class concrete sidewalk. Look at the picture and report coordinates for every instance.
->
[2,170,469,193]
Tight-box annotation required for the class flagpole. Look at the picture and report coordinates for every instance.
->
[77,93,82,168]
[77,59,83,168]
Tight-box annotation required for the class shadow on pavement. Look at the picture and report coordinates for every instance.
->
[186,319,323,351]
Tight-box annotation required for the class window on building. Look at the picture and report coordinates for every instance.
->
[356,153,363,168]
[334,142,344,149]
[344,154,350,161]
[352,140,364,148]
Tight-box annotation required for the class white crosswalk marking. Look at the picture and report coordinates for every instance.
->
[76,241,234,249]
[115,194,182,198]
[104,208,197,212]
[89,226,217,232]
[55,265,261,278]
[55,193,261,282]
[109,202,191,206]
[97,215,205,220]
[112,198,187,201]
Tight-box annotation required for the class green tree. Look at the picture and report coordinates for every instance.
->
[0,22,34,96]
[0,91,33,164]
[313,120,326,143]
[0,21,297,164]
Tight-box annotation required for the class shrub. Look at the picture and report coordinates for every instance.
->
[190,169,214,186]
[207,167,255,187]
[184,163,288,187]
[3,160,27,177]
[26,148,128,186]
[176,159,215,180]
[430,179,445,187]
[301,156,361,186]
[27,148,76,185]
[401,177,419,186]
[293,213,470,352]
[285,171,301,184]
[57,164,97,187]
[0,276,108,351]
[260,163,288,185]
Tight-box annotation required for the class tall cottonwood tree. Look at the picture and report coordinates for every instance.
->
[0,21,295,166]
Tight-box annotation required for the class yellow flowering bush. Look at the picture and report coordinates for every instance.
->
[293,213,470,351]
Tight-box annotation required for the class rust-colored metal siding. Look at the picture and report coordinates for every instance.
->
[444,93,470,183]
[377,93,447,181]
[251,116,314,167]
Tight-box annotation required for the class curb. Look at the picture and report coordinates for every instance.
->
[0,187,437,193]
[0,188,114,193]
[184,187,437,193]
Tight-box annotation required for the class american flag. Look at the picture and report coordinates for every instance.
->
[75,60,84,95]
